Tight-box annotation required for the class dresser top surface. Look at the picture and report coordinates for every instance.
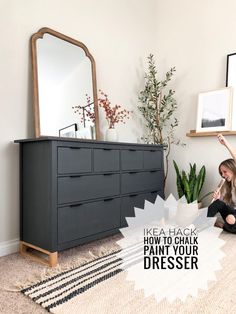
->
[14,136,163,148]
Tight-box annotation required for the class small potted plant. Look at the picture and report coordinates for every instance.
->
[173,160,212,205]
[98,90,132,141]
[173,160,213,226]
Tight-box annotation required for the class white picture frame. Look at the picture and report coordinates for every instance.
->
[196,87,233,132]
[59,123,77,138]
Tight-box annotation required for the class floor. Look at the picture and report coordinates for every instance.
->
[0,234,121,314]
[0,230,236,314]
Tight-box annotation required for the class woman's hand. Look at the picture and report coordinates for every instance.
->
[217,133,236,163]
[217,133,228,147]
[213,190,221,201]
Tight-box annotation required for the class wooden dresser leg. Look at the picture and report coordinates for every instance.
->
[20,241,27,254]
[49,252,58,267]
[20,241,58,267]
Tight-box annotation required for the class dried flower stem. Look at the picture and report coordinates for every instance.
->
[98,90,132,129]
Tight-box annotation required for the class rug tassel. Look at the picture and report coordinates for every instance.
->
[88,250,98,259]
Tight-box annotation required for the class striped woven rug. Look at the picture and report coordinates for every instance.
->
[20,232,236,314]
[21,249,124,313]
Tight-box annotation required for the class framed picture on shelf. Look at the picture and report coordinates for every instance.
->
[196,87,233,132]
[226,53,236,130]
[59,123,77,138]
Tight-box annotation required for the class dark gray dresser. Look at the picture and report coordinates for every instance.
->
[15,137,164,266]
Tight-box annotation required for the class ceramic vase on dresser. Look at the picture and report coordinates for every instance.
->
[105,128,118,141]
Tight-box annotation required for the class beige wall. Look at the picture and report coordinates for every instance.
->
[155,0,236,199]
[0,0,157,253]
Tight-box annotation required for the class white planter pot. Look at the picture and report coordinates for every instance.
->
[176,202,198,227]
[105,128,118,142]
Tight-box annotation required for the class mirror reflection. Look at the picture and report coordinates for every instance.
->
[31,28,99,139]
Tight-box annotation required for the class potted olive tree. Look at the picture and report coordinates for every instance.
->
[138,54,184,188]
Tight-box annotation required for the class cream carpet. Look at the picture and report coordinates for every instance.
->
[0,231,236,314]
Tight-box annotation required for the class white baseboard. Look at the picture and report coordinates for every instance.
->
[0,239,19,257]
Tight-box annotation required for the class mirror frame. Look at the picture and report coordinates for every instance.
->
[31,27,100,139]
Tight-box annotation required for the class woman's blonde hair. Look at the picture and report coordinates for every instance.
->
[219,158,236,205]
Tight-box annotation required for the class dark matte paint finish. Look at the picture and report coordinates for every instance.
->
[15,138,164,252]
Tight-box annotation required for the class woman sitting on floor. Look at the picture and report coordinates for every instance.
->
[207,134,236,233]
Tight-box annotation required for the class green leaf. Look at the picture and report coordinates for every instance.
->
[182,170,191,203]
[197,166,206,196]
[173,160,184,198]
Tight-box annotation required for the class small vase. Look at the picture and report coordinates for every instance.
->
[105,128,118,142]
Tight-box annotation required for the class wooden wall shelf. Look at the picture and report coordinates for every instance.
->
[186,130,236,137]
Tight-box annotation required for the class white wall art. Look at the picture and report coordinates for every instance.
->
[196,87,233,132]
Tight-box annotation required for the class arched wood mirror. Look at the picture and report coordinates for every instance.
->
[31,27,100,139]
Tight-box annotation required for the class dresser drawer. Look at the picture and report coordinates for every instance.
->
[58,198,121,244]
[121,194,146,226]
[94,149,119,172]
[143,150,162,169]
[58,174,120,204]
[58,147,92,174]
[121,150,143,170]
[142,190,162,203]
[120,190,163,227]
[121,171,163,194]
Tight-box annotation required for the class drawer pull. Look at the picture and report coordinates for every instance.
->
[69,147,81,149]
[130,194,138,197]
[150,150,156,152]
[150,170,157,173]
[151,190,158,194]
[103,173,113,176]
[70,203,82,207]
[129,171,138,174]
[128,149,136,151]
[69,175,81,178]
[104,198,114,202]
[103,148,112,151]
